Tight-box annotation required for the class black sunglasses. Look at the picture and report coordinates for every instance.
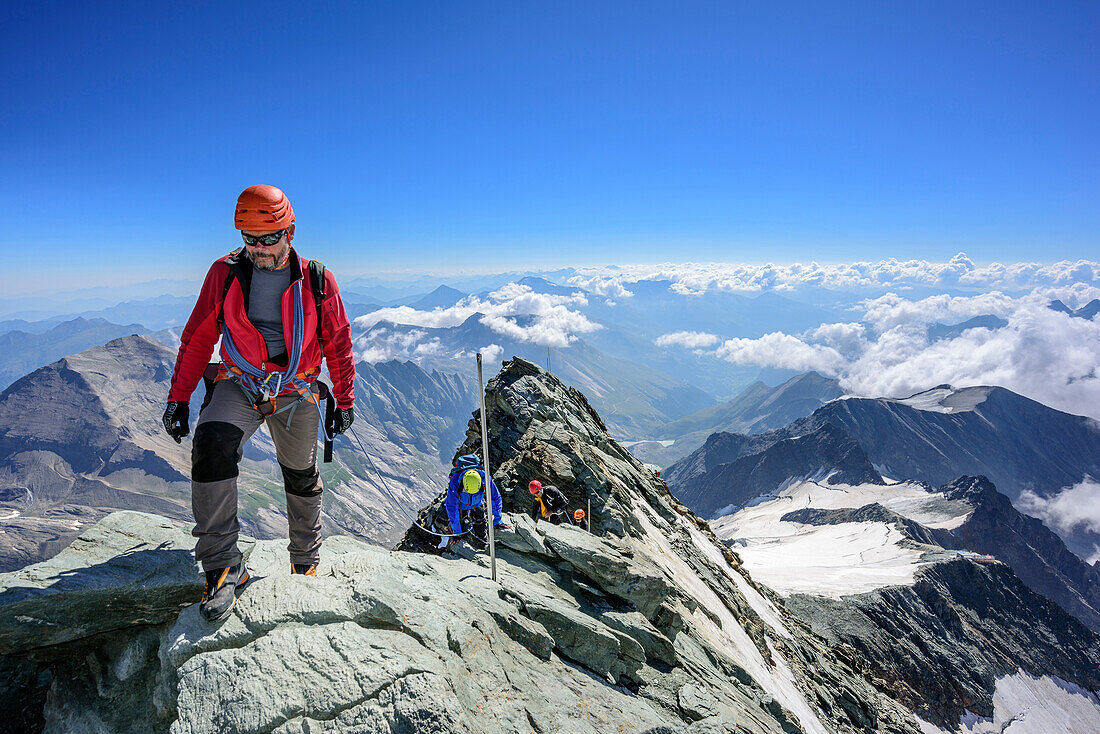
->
[241,229,287,247]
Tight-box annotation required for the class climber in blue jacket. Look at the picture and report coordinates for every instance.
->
[445,464,511,547]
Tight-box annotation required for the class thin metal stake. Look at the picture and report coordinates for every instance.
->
[477,353,497,582]
[587,499,591,532]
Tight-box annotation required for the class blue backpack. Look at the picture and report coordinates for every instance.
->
[449,454,483,479]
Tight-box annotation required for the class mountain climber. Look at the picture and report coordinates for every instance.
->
[162,184,356,623]
[528,480,569,524]
[444,456,511,548]
[572,508,589,532]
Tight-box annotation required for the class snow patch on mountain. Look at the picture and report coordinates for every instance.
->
[916,672,1100,734]
[892,385,994,414]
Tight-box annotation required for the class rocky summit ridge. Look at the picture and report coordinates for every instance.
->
[2,357,1097,733]
[1,356,936,734]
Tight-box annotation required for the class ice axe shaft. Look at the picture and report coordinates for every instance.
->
[477,353,497,583]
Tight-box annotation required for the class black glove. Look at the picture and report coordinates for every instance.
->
[327,406,354,436]
[162,401,189,443]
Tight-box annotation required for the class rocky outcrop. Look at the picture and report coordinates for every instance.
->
[942,476,1100,634]
[398,357,930,734]
[786,559,1100,729]
[1,508,920,734]
[779,504,957,549]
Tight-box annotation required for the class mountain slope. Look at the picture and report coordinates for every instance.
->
[668,383,1100,559]
[711,476,1100,729]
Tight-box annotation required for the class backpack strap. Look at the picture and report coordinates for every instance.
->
[217,249,248,334]
[308,259,326,351]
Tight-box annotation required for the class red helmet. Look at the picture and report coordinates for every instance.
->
[573,509,585,521]
[235,184,295,241]
[528,480,542,495]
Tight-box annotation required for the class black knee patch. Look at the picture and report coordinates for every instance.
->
[282,463,321,497]
[192,421,244,483]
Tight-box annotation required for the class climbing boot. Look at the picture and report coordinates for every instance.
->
[291,563,317,576]
[200,563,249,623]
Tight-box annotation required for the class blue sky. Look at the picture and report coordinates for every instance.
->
[2,1,1097,292]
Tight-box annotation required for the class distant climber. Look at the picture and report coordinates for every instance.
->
[162,184,356,623]
[444,454,511,548]
[528,480,569,524]
[572,508,589,532]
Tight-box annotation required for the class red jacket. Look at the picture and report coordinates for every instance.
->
[168,248,356,408]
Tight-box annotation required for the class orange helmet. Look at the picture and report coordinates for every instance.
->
[573,509,585,521]
[234,185,295,241]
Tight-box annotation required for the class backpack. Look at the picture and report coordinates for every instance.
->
[218,251,327,349]
[449,453,483,478]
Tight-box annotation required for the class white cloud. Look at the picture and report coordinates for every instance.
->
[838,298,1100,418]
[658,288,1100,421]
[565,275,634,298]
[716,332,846,374]
[354,283,600,349]
[1018,479,1100,535]
[1019,479,1100,562]
[355,304,477,330]
[355,328,443,364]
[806,322,867,355]
[479,344,503,367]
[859,291,1018,332]
[655,331,721,349]
[571,254,1100,294]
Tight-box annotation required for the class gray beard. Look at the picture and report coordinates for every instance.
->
[247,247,289,271]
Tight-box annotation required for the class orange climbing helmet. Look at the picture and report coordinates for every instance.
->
[574,509,585,521]
[234,184,295,240]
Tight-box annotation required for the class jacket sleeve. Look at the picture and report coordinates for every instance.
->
[319,270,356,409]
[489,477,502,525]
[445,474,462,535]
[168,262,226,404]
[548,486,569,512]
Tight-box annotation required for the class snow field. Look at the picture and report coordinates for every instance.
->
[707,480,975,598]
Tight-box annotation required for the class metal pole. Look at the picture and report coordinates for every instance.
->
[587,499,591,533]
[477,353,497,582]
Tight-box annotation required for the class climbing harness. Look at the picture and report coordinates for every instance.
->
[213,258,338,461]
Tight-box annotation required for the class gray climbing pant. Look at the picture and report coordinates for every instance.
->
[191,380,322,570]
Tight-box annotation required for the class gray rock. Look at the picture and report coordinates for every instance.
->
[0,511,200,655]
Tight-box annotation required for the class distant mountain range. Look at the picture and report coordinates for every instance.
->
[667,383,1100,560]
[1050,298,1100,319]
[627,371,844,467]
[357,313,716,437]
[712,471,1100,637]
[0,317,150,390]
